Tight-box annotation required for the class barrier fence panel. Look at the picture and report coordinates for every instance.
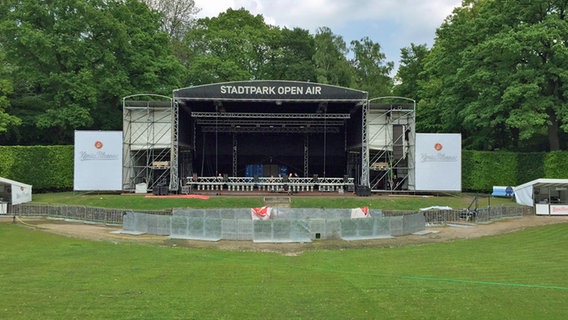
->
[270,208,383,220]
[123,212,149,233]
[389,216,404,236]
[340,217,394,240]
[374,218,391,236]
[346,218,374,239]
[11,204,169,225]
[147,214,171,235]
[473,205,531,223]
[253,220,273,242]
[323,220,342,239]
[220,219,239,240]
[170,215,188,237]
[170,217,223,241]
[253,220,311,243]
[272,220,293,241]
[309,219,327,239]
[403,214,427,235]
[9,204,535,243]
[236,219,254,240]
[204,218,223,240]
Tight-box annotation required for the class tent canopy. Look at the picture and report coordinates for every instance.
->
[513,178,568,206]
[0,177,32,205]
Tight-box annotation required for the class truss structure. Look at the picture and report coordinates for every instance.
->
[120,90,415,194]
[193,112,347,134]
[122,95,179,192]
[367,97,416,191]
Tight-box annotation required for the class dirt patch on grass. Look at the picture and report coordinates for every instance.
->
[4,215,568,254]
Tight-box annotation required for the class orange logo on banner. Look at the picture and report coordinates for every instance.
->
[94,141,103,149]
[434,143,443,151]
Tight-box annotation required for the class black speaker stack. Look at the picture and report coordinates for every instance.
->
[152,186,169,195]
[355,185,371,197]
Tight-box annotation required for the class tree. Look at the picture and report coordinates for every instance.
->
[313,27,354,87]
[182,8,275,84]
[394,43,429,100]
[0,78,21,134]
[143,0,200,65]
[418,0,568,151]
[417,3,486,143]
[350,37,393,97]
[261,27,317,81]
[143,0,200,40]
[0,46,21,134]
[0,0,183,145]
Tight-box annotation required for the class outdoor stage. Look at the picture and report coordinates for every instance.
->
[122,80,416,196]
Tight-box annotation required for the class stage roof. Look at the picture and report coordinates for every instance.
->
[173,80,368,103]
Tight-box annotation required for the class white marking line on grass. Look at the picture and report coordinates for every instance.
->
[403,276,568,291]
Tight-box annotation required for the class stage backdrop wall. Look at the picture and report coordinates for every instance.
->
[415,133,462,191]
[74,131,123,191]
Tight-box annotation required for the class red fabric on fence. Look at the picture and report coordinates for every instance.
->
[251,206,272,220]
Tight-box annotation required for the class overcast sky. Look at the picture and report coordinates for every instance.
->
[193,0,463,73]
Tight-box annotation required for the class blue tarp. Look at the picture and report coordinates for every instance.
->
[492,186,514,197]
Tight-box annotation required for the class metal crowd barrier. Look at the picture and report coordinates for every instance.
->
[7,203,533,229]
[8,203,170,225]
[384,205,533,225]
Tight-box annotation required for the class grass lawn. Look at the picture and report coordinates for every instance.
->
[1,222,567,319]
[31,192,517,211]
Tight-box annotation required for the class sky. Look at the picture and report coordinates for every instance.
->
[193,0,463,74]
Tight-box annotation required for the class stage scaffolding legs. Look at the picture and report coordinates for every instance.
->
[232,133,238,177]
[367,97,416,192]
[304,134,309,178]
[122,94,178,193]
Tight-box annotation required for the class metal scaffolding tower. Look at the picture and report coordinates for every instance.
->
[122,94,179,192]
[367,97,416,192]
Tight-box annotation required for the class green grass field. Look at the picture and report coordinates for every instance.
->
[1,221,567,319]
[31,192,516,211]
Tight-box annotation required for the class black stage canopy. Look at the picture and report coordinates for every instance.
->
[173,80,368,180]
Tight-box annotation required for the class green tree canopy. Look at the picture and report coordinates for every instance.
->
[0,0,183,145]
[313,27,354,87]
[261,27,317,82]
[0,47,22,133]
[182,8,321,85]
[0,78,21,134]
[143,0,200,40]
[182,8,275,84]
[350,36,393,97]
[394,43,429,100]
[418,0,568,151]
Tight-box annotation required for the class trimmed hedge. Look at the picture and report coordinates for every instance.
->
[461,150,567,192]
[0,145,73,191]
[0,146,566,192]
[543,151,567,178]
[462,151,518,192]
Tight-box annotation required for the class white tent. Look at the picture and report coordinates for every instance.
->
[513,178,568,215]
[0,177,33,207]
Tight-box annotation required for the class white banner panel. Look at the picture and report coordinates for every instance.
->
[74,131,123,191]
[12,184,32,205]
[415,133,461,191]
